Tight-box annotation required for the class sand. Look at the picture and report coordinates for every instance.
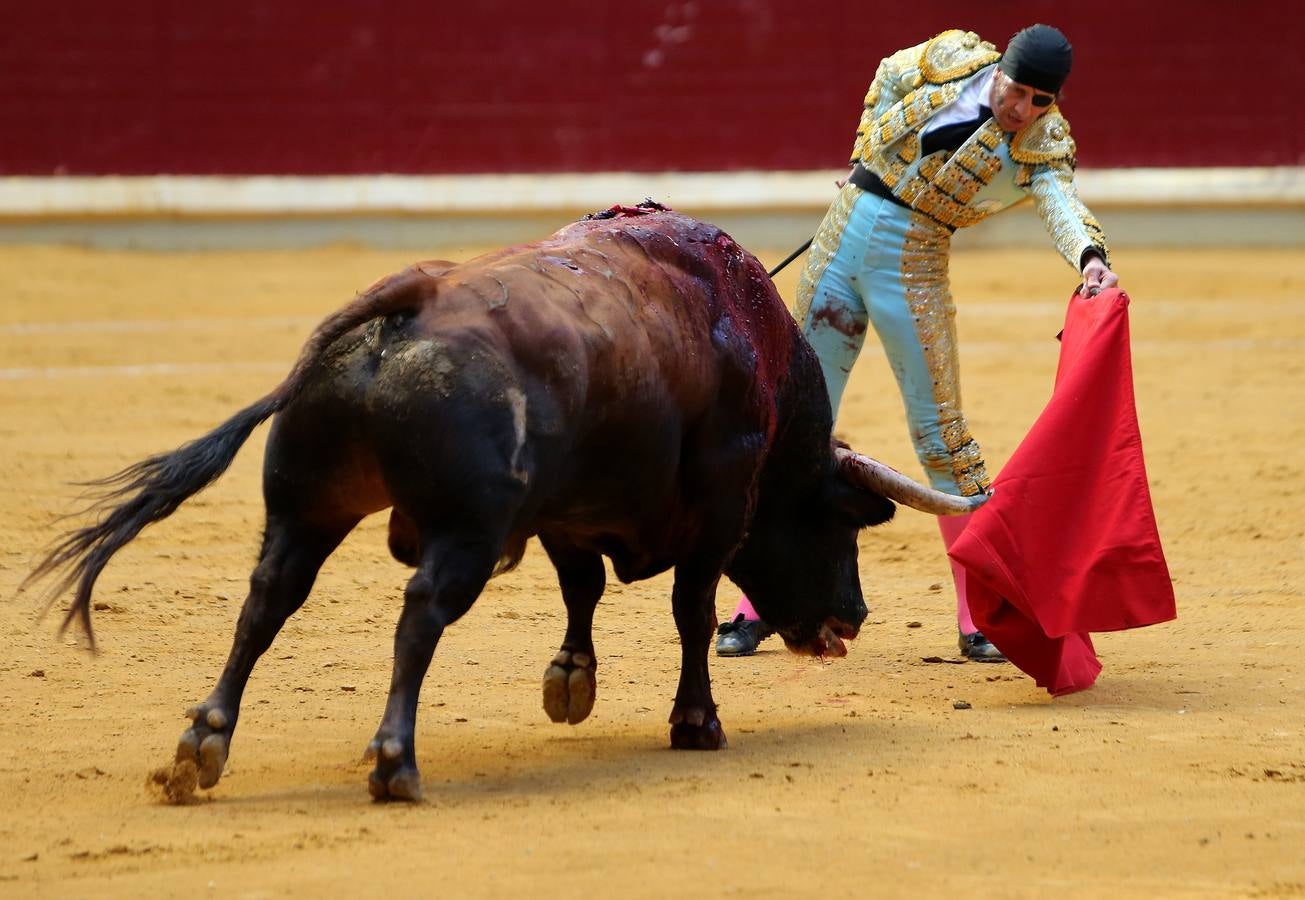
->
[0,239,1301,898]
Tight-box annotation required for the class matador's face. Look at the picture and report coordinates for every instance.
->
[989,69,1057,133]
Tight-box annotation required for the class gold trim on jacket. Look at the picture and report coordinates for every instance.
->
[847,29,1107,266]
[851,29,998,165]
[1010,105,1076,165]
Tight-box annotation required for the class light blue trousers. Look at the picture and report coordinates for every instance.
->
[794,185,990,497]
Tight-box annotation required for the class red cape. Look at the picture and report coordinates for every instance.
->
[947,288,1176,696]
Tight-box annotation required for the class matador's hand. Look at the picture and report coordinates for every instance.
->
[1080,257,1119,297]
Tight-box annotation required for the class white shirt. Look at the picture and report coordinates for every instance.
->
[921,64,996,136]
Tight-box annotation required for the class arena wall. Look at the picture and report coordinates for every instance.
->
[1,2,1300,245]
[4,2,1299,175]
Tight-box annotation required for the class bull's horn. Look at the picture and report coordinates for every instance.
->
[834,447,989,516]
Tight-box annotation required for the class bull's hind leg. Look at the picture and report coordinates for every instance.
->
[366,534,499,802]
[539,535,604,725]
[176,514,356,790]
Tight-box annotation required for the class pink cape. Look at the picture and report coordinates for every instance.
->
[947,288,1176,696]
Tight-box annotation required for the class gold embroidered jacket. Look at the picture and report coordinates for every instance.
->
[850,29,1109,268]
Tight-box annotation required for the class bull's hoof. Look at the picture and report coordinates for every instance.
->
[367,767,423,802]
[668,706,727,750]
[176,703,233,790]
[363,736,423,802]
[542,649,596,725]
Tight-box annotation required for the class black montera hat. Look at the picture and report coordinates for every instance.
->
[1000,24,1073,94]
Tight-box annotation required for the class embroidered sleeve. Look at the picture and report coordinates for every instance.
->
[850,41,929,164]
[1028,158,1110,270]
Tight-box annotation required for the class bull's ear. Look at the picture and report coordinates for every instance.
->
[824,475,896,528]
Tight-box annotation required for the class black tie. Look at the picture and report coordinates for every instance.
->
[922,105,993,158]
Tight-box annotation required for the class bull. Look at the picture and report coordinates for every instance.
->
[26,204,983,801]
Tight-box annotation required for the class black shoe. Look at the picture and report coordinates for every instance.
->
[958,630,1006,662]
[715,614,774,657]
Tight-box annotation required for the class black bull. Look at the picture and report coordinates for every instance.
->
[26,205,984,801]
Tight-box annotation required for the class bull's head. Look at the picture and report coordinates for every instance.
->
[726,446,987,658]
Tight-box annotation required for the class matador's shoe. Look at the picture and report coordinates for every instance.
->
[715,614,774,657]
[959,630,1006,662]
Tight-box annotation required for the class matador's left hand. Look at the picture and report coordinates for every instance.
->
[1080,257,1120,297]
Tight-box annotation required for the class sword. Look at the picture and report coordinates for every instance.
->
[766,237,813,278]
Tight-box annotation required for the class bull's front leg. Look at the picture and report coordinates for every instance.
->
[539,536,603,725]
[668,565,726,750]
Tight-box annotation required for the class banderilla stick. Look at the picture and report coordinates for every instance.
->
[767,237,813,278]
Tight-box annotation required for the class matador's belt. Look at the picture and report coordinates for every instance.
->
[848,163,956,233]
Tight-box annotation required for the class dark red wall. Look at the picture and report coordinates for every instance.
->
[2,2,1300,175]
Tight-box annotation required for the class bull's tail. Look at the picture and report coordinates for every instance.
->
[21,265,438,648]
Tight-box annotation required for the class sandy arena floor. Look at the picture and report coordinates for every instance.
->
[0,236,1302,898]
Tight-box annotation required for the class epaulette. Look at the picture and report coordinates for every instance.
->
[1010,108,1076,164]
[919,29,1000,84]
